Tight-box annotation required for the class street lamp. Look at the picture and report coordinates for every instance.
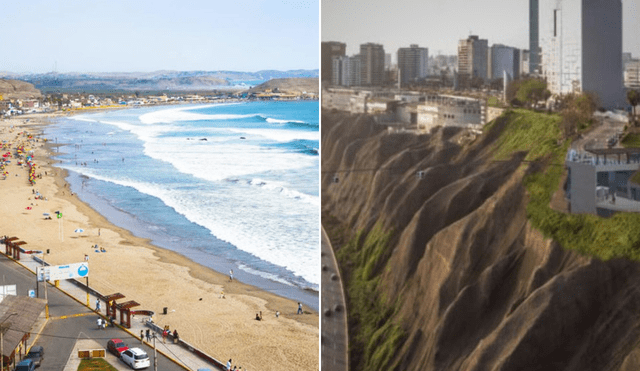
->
[0,312,17,371]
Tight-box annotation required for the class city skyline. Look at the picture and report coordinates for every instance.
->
[322,0,640,60]
[1,0,319,73]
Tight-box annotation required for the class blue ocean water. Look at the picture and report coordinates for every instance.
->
[44,101,319,308]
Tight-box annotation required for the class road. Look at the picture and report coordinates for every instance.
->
[320,227,348,371]
[0,254,185,371]
[572,115,627,152]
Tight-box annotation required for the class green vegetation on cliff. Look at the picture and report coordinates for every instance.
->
[336,223,405,371]
[489,109,640,260]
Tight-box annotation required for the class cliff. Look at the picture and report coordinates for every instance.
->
[247,77,318,95]
[322,110,640,371]
[0,79,42,99]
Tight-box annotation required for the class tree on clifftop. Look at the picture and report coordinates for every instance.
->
[559,92,599,138]
[628,90,640,120]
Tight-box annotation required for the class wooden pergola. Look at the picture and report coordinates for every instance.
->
[104,293,125,318]
[115,301,140,329]
[2,237,26,260]
[586,148,640,165]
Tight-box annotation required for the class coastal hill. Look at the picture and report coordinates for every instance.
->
[322,109,640,371]
[246,77,319,95]
[0,79,42,99]
[2,69,318,93]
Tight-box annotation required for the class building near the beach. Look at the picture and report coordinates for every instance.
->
[321,41,346,84]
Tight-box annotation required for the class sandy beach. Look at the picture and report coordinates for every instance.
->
[0,112,319,371]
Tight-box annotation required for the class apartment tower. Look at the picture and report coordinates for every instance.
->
[539,0,624,108]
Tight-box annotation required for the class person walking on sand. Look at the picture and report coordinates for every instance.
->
[229,269,234,282]
[297,302,303,315]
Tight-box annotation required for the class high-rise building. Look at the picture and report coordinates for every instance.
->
[530,0,540,74]
[349,55,362,87]
[330,55,362,87]
[331,56,350,86]
[625,59,640,90]
[521,49,531,75]
[321,41,346,84]
[397,44,429,86]
[489,44,520,81]
[385,54,392,69]
[360,43,386,86]
[539,0,624,108]
[458,35,488,88]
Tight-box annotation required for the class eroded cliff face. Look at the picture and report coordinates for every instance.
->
[322,111,640,371]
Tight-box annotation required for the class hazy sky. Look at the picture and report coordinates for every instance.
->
[322,0,639,60]
[1,0,318,73]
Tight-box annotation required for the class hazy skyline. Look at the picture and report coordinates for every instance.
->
[1,0,318,73]
[322,0,640,61]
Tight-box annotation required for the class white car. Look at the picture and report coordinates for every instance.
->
[121,347,150,369]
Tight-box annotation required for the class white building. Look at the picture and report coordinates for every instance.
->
[625,59,640,90]
[332,56,350,86]
[539,0,625,108]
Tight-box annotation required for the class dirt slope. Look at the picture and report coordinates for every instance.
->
[0,79,42,99]
[322,110,640,371]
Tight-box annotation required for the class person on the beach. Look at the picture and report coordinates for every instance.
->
[227,359,232,371]
[140,330,144,343]
[276,311,280,318]
[173,329,179,343]
[95,299,100,312]
[146,329,151,342]
[229,269,234,281]
[297,302,303,315]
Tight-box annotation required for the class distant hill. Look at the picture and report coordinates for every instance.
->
[247,78,319,95]
[0,79,42,99]
[9,69,318,93]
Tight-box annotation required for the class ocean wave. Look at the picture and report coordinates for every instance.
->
[265,117,307,124]
[247,178,319,206]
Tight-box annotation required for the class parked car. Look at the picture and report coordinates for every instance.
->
[25,346,44,367]
[15,359,35,371]
[107,338,129,358]
[121,348,150,369]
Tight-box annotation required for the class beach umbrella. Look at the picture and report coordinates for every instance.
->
[74,229,84,233]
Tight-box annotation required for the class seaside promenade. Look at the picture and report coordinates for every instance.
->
[14,253,224,371]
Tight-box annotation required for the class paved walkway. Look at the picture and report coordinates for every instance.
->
[19,254,222,371]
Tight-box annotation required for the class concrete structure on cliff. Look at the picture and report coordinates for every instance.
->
[566,148,640,216]
[538,0,625,108]
[321,88,493,133]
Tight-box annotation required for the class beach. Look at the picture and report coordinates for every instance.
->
[0,112,319,371]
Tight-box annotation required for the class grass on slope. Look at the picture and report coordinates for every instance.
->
[621,133,640,148]
[336,223,405,371]
[489,109,640,260]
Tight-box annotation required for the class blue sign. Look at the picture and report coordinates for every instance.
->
[28,290,35,298]
[77,264,89,277]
